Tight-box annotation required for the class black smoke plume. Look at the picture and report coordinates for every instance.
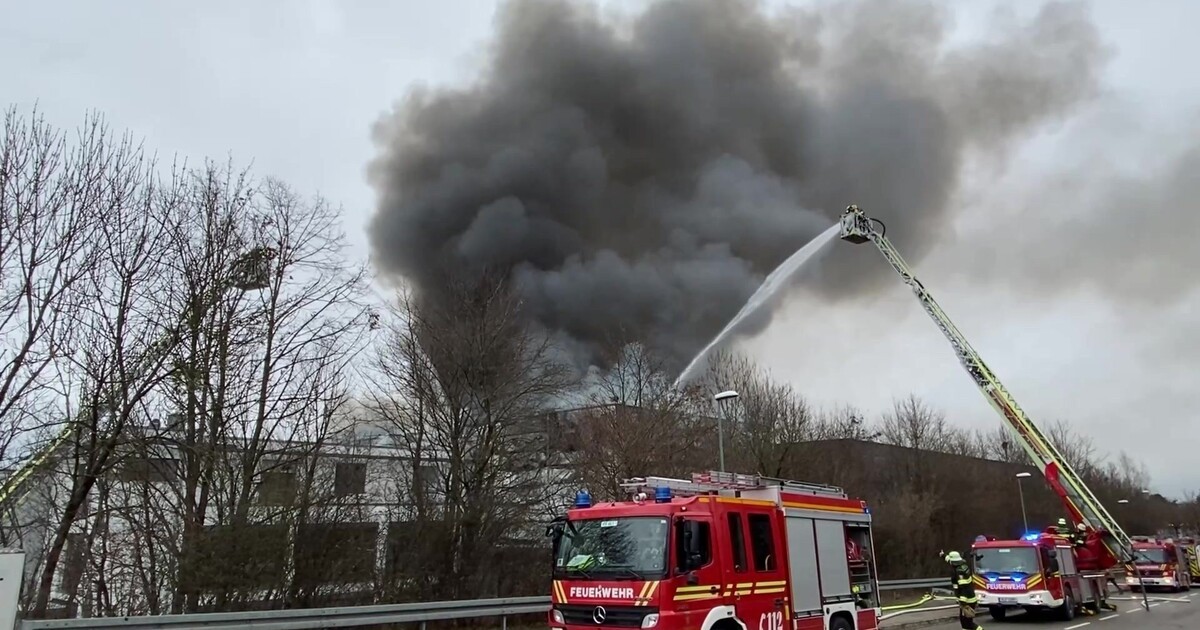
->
[368,0,1106,371]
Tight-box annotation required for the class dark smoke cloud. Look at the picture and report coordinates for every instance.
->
[367,0,1107,370]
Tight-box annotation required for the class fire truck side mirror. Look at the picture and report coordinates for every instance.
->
[547,523,565,555]
[1047,549,1058,559]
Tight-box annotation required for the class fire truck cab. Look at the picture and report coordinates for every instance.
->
[547,472,881,630]
[1125,537,1193,592]
[972,529,1110,621]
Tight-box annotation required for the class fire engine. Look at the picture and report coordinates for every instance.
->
[970,529,1111,621]
[547,471,882,630]
[1124,537,1194,592]
[1179,537,1200,583]
[840,206,1144,619]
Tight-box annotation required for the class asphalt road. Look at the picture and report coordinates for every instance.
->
[914,591,1198,630]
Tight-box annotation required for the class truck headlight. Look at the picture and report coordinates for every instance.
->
[641,613,660,628]
[553,610,565,624]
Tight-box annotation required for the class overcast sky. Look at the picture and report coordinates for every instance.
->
[4,0,1198,498]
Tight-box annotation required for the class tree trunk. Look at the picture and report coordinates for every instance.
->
[32,476,94,617]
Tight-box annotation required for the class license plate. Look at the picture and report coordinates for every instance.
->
[998,597,1017,605]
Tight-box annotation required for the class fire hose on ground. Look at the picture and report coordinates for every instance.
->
[879,591,959,621]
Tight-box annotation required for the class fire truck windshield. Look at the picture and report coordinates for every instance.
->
[554,517,669,579]
[1134,548,1168,564]
[974,547,1040,575]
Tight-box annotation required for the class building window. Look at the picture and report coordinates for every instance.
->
[257,470,296,505]
[335,462,367,497]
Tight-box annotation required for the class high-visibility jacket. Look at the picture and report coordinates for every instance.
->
[950,564,977,604]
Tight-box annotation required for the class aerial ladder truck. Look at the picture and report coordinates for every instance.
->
[837,206,1149,616]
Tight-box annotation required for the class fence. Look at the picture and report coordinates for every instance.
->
[16,579,948,630]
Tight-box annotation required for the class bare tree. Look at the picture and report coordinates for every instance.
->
[31,131,183,617]
[878,395,952,451]
[1043,418,1099,480]
[12,161,370,615]
[150,162,267,613]
[971,425,1030,464]
[366,268,569,600]
[700,351,815,478]
[0,108,103,506]
[175,177,367,612]
[279,357,366,609]
[570,342,709,499]
[875,395,957,489]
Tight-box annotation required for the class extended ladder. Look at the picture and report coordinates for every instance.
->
[839,205,1132,567]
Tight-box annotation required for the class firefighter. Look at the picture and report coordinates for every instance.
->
[945,551,984,630]
[1055,517,1069,535]
[1072,522,1089,547]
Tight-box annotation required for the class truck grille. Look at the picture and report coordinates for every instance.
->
[556,604,657,628]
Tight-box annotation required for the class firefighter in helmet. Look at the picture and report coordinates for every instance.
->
[1072,522,1089,547]
[944,551,984,630]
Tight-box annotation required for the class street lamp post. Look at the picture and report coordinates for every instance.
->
[714,390,739,473]
[1016,472,1032,532]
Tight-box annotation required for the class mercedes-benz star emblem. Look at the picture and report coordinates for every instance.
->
[592,606,607,624]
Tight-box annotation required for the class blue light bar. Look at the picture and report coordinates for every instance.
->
[1021,532,1040,541]
[575,490,592,508]
[654,487,671,503]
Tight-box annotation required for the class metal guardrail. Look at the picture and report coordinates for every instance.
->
[18,579,947,629]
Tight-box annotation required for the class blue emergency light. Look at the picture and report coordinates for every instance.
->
[1021,532,1040,541]
[654,487,671,503]
[575,490,592,508]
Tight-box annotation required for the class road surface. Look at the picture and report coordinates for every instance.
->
[910,591,1198,630]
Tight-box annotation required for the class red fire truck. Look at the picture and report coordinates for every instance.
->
[972,529,1111,621]
[547,472,882,630]
[1123,537,1193,592]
